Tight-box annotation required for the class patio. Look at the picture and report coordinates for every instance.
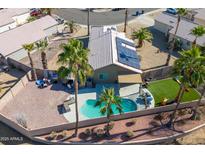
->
[0,81,69,130]
[0,68,25,97]
[63,83,153,122]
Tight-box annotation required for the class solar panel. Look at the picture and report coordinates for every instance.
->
[116,37,140,69]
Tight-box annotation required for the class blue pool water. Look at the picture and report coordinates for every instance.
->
[80,99,137,118]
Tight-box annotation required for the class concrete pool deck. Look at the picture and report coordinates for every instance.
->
[63,84,155,122]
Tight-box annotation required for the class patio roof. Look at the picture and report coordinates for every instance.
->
[118,74,142,84]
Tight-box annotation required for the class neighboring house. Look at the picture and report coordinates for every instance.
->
[154,12,205,50]
[0,8,30,33]
[89,26,142,84]
[0,15,58,61]
[192,9,205,26]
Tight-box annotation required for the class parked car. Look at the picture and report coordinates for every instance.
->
[30,8,42,17]
[166,8,177,15]
[52,15,64,24]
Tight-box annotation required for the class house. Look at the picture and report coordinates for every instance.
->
[0,8,30,33]
[154,12,205,50]
[192,9,205,26]
[0,15,58,61]
[89,26,142,84]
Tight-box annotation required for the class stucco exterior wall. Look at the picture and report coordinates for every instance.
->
[93,64,138,83]
[168,33,192,50]
[154,20,172,36]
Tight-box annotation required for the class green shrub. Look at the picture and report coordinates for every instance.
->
[47,131,57,140]
[126,131,134,138]
[84,128,91,136]
[27,16,38,23]
[96,129,105,138]
[104,123,114,131]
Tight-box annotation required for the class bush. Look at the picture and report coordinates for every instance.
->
[191,113,201,121]
[56,131,67,140]
[27,16,38,23]
[46,131,57,140]
[96,129,105,138]
[126,131,134,138]
[84,128,91,136]
[16,114,27,128]
[104,123,114,131]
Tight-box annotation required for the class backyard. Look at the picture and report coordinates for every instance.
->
[148,78,201,107]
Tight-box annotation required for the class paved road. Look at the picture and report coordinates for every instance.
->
[53,8,157,26]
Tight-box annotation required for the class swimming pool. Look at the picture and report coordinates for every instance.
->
[80,98,137,118]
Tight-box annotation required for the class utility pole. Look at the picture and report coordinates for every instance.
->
[124,8,128,33]
[87,8,90,36]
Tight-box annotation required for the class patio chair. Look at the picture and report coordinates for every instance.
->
[63,97,75,112]
[64,97,75,105]
[35,79,47,88]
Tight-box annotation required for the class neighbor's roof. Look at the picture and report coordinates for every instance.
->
[0,8,30,27]
[155,12,205,46]
[194,8,205,20]
[89,26,142,74]
[0,16,58,57]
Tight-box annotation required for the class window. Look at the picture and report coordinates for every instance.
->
[99,73,108,80]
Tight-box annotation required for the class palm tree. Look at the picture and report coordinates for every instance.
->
[87,8,90,36]
[124,8,128,33]
[22,43,37,81]
[166,8,188,66]
[191,25,205,46]
[95,88,122,135]
[167,47,205,127]
[132,28,153,47]
[57,39,93,136]
[35,39,48,70]
[64,20,77,33]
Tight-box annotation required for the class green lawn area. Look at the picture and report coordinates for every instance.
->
[147,78,201,107]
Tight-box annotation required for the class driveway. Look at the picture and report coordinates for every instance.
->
[53,8,157,26]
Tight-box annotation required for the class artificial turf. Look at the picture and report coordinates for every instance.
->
[147,78,201,107]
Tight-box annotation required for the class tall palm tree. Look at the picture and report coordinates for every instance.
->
[124,8,128,33]
[57,39,93,136]
[87,8,90,36]
[166,8,188,66]
[191,25,205,46]
[132,28,153,47]
[95,88,122,135]
[35,39,48,70]
[22,43,37,81]
[167,47,205,127]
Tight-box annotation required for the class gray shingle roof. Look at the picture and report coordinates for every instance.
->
[0,16,58,57]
